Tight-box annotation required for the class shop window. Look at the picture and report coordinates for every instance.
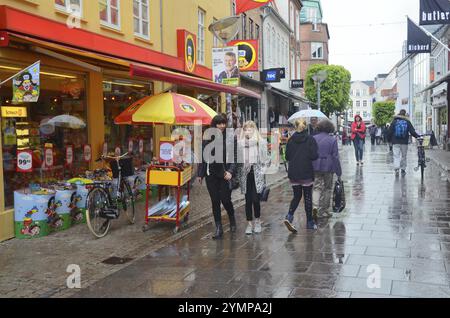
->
[99,0,120,29]
[55,0,82,16]
[133,0,150,39]
[103,78,154,166]
[1,64,88,208]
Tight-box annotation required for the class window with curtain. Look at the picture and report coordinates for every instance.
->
[55,0,82,15]
[99,0,120,29]
[133,0,149,39]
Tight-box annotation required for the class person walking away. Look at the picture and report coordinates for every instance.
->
[197,114,237,239]
[375,126,382,145]
[351,115,366,165]
[387,109,419,176]
[307,117,319,136]
[237,121,269,235]
[312,120,342,221]
[369,124,377,146]
[284,118,319,233]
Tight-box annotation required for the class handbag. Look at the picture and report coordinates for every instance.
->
[224,164,239,191]
[259,186,270,202]
[332,177,346,213]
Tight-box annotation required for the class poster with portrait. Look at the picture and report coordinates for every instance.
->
[212,46,240,86]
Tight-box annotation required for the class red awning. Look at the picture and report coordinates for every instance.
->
[130,64,262,100]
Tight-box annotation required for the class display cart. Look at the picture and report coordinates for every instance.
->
[142,164,192,233]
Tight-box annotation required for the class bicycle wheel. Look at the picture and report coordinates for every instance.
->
[120,179,135,224]
[86,187,111,238]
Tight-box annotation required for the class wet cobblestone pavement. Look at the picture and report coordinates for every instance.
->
[72,144,450,298]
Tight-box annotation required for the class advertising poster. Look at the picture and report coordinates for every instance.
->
[83,144,92,162]
[12,61,40,103]
[213,46,240,86]
[228,40,259,72]
[66,145,74,166]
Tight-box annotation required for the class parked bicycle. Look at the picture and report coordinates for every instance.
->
[413,136,430,180]
[85,153,135,238]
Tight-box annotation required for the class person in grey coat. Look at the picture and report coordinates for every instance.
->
[312,120,342,221]
[236,121,269,235]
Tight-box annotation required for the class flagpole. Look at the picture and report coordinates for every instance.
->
[0,60,40,87]
[408,16,450,53]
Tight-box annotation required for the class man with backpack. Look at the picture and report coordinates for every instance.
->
[387,109,420,176]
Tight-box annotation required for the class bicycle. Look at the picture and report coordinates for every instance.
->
[85,153,135,238]
[413,136,430,180]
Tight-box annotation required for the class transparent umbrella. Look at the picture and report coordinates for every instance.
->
[288,109,328,124]
[43,115,86,129]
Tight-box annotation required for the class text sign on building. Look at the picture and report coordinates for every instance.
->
[177,30,197,74]
[419,0,450,25]
[290,80,304,88]
[261,69,282,83]
[1,106,27,118]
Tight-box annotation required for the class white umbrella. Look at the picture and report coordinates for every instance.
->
[288,109,328,123]
[43,115,86,129]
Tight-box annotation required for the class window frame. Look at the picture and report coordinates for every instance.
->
[55,0,83,17]
[99,0,121,30]
[197,8,206,65]
[311,42,323,59]
[133,0,150,39]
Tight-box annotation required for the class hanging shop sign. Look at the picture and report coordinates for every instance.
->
[83,144,92,162]
[159,140,174,163]
[12,61,40,103]
[17,149,33,173]
[228,40,259,72]
[407,17,431,53]
[66,145,74,166]
[44,146,54,168]
[420,0,450,25]
[177,30,197,73]
[1,106,27,118]
[213,46,240,86]
[290,79,304,89]
[261,68,282,83]
[139,138,144,155]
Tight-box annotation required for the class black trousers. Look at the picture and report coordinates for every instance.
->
[205,175,235,225]
[288,185,313,222]
[245,170,261,221]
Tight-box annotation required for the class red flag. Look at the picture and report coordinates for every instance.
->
[236,0,274,15]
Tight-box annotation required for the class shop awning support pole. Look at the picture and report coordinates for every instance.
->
[0,61,40,86]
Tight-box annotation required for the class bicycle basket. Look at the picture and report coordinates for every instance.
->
[110,157,134,178]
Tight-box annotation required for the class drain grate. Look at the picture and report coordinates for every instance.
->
[101,257,134,265]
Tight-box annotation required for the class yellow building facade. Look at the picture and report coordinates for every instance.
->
[0,0,232,241]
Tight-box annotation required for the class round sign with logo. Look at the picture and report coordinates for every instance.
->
[159,142,174,162]
[45,147,54,168]
[229,40,258,72]
[83,144,92,162]
[17,150,33,172]
[185,34,196,73]
[66,145,74,166]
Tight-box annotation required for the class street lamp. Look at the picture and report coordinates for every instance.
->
[312,70,327,112]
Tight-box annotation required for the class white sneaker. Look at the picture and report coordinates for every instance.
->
[254,219,262,234]
[356,161,360,166]
[360,160,364,165]
[245,223,253,235]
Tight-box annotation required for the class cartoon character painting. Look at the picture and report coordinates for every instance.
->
[69,192,83,222]
[20,218,41,237]
[46,197,63,228]
[25,206,39,218]
[13,70,40,103]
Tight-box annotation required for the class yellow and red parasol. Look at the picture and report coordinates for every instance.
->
[114,92,217,126]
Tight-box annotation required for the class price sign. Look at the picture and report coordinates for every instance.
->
[16,150,33,172]
[45,147,54,168]
[103,142,108,157]
[159,141,174,163]
[128,139,134,153]
[115,146,121,157]
[83,144,92,162]
[66,145,74,166]
[139,139,144,154]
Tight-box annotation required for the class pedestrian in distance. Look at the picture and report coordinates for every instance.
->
[351,114,366,165]
[312,120,342,222]
[284,118,319,233]
[375,126,382,145]
[236,121,270,235]
[197,114,237,240]
[369,124,377,146]
[387,109,419,177]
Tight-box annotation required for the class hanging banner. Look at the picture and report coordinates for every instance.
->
[83,144,92,162]
[420,0,450,25]
[16,150,33,173]
[213,46,240,86]
[228,40,259,72]
[12,61,40,103]
[139,138,144,155]
[44,146,54,168]
[66,145,74,166]
[236,0,274,15]
[128,139,134,153]
[407,17,431,53]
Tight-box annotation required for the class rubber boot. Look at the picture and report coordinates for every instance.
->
[212,223,223,240]
[229,214,236,233]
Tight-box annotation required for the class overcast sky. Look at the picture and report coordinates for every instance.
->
[321,0,420,82]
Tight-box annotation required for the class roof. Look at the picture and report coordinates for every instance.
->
[376,74,388,78]
[362,81,374,87]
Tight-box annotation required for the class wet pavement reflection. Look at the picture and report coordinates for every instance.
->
[74,145,450,298]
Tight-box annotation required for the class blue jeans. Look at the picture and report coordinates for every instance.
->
[353,139,364,161]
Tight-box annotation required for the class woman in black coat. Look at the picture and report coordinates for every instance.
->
[197,114,237,239]
[284,118,319,233]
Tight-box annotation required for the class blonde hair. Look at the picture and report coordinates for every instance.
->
[294,118,307,132]
[240,120,262,142]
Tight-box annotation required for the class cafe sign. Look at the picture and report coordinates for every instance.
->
[1,106,27,118]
